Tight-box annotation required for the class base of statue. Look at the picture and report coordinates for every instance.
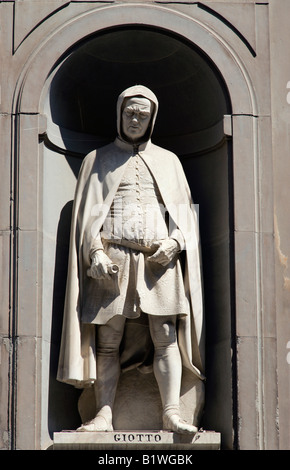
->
[53,430,221,450]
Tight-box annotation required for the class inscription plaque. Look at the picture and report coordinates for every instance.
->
[53,430,221,450]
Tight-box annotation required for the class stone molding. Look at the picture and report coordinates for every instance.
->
[53,430,221,450]
[3,1,277,450]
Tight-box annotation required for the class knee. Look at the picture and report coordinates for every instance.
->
[97,339,121,356]
[97,324,123,356]
[150,318,177,348]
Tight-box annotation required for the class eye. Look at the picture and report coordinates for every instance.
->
[125,110,134,117]
[140,113,149,120]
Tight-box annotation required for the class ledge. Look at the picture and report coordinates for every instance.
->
[53,430,221,450]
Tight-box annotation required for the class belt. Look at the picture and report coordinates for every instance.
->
[102,237,158,254]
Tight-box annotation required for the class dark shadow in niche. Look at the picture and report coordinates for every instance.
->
[45,25,235,448]
[47,200,82,437]
[48,26,231,157]
[180,139,234,450]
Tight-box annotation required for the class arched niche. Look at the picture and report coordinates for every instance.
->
[43,26,230,157]
[13,3,261,450]
[41,25,234,448]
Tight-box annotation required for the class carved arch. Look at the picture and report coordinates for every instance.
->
[11,4,267,450]
[13,4,257,115]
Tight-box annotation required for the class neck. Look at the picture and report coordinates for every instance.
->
[115,136,151,152]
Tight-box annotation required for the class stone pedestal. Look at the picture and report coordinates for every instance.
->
[78,368,205,432]
[53,430,221,450]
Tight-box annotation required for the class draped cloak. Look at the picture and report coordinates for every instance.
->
[57,85,205,387]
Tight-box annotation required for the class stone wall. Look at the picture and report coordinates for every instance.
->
[0,0,289,450]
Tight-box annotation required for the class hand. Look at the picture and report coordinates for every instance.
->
[147,239,179,266]
[87,250,117,280]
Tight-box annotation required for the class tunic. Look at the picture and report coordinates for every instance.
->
[101,151,168,244]
[57,85,205,387]
[82,150,190,325]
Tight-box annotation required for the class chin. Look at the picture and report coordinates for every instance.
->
[127,133,144,141]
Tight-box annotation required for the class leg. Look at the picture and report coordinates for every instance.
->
[148,315,198,434]
[77,315,126,432]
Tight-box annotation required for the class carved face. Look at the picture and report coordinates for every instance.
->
[121,97,152,142]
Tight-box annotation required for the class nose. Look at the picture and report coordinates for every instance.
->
[131,114,139,123]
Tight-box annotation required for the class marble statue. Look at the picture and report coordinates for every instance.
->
[57,85,205,434]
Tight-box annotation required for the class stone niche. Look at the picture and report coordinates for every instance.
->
[41,26,234,449]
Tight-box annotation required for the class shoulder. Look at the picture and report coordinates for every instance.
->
[151,143,179,160]
[83,141,115,160]
[80,142,115,172]
[81,148,99,167]
[150,143,184,170]
[151,143,175,157]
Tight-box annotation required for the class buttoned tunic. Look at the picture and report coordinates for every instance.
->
[82,150,190,325]
[101,151,168,244]
[57,85,205,387]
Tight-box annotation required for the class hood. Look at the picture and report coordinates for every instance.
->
[116,85,159,144]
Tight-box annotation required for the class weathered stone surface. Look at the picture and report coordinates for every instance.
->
[0,336,10,450]
[269,0,290,451]
[0,0,288,451]
[78,368,204,432]
[53,430,221,450]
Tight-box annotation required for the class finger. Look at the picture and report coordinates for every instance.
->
[92,265,103,279]
[151,241,161,249]
[148,248,162,261]
[89,268,99,279]
[99,262,107,275]
[159,258,170,266]
[99,264,113,280]
[156,255,169,265]
[148,241,162,257]
[87,267,92,277]
[90,264,106,280]
[149,253,170,266]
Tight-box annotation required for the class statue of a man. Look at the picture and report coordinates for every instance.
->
[57,85,205,434]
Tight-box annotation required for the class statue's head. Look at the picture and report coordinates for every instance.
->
[116,85,158,144]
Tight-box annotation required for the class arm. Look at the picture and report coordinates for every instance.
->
[88,235,117,279]
[147,234,183,266]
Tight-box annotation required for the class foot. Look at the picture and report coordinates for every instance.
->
[77,410,113,432]
[163,409,198,435]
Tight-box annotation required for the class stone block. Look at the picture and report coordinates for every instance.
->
[15,335,41,450]
[269,0,290,449]
[236,336,258,450]
[0,0,284,452]
[257,116,274,235]
[259,232,276,339]
[200,1,256,53]
[232,115,256,232]
[262,336,279,450]
[250,3,271,116]
[0,336,10,450]
[0,2,14,114]
[18,114,40,231]
[201,1,255,3]
[78,368,204,432]
[0,231,10,336]
[17,230,39,337]
[53,430,221,450]
[14,1,70,52]
[234,231,257,338]
[0,114,12,232]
